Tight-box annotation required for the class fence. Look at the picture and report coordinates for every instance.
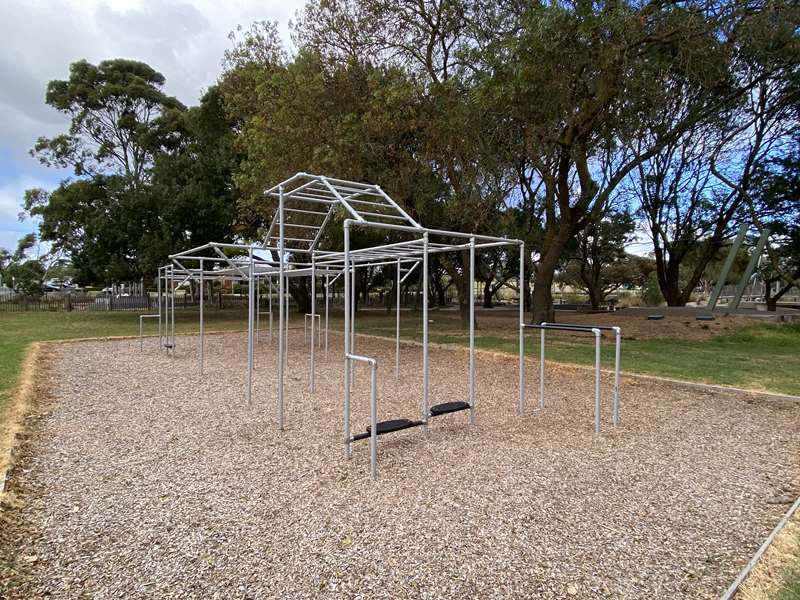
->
[0,285,456,314]
[0,292,252,313]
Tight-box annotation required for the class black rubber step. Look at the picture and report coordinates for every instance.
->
[696,315,715,321]
[352,418,424,441]
[429,401,471,416]
[647,314,664,320]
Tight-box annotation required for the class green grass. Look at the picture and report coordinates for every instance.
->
[2,309,800,431]
[355,315,800,396]
[0,309,251,425]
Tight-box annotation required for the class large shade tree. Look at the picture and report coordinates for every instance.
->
[23,59,239,285]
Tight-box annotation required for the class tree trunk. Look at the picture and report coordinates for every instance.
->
[532,261,556,323]
[482,278,493,308]
[587,284,602,310]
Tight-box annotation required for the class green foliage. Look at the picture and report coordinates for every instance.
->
[559,210,637,307]
[33,58,184,182]
[642,272,665,306]
[24,58,240,285]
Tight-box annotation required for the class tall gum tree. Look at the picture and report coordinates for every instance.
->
[478,0,799,322]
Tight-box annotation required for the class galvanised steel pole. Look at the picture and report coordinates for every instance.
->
[350,263,356,385]
[170,265,175,354]
[518,241,525,415]
[613,326,621,426]
[370,359,377,480]
[247,248,255,405]
[468,237,475,425]
[268,275,273,345]
[343,222,352,459]
[158,266,163,351]
[593,328,601,434]
[325,273,330,361]
[422,231,429,429]
[310,253,316,393]
[199,258,204,375]
[540,328,545,410]
[395,257,401,380]
[277,186,285,430]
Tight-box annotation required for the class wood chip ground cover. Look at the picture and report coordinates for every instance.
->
[1,332,798,599]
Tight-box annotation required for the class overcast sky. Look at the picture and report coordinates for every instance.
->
[0,0,303,252]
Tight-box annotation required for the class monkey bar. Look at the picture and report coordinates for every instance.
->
[154,173,621,478]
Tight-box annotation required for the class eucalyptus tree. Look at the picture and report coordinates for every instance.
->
[24,59,240,284]
[295,0,517,326]
[32,59,185,185]
[478,0,799,321]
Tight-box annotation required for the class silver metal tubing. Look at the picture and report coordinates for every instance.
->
[518,242,525,416]
[593,328,601,434]
[269,276,273,344]
[422,232,429,427]
[541,321,622,426]
[345,353,379,480]
[613,327,621,426]
[540,328,545,410]
[325,273,330,360]
[170,265,175,354]
[469,237,476,425]
[343,217,522,245]
[350,263,356,385]
[139,314,159,351]
[199,259,205,373]
[523,323,607,432]
[369,358,378,480]
[310,255,316,393]
[343,223,352,459]
[395,258,401,380]
[277,186,285,429]
[247,248,254,406]
[401,261,420,283]
[157,267,163,350]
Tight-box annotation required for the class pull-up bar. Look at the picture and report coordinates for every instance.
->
[521,323,622,433]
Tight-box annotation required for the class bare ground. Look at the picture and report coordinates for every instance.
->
[1,331,799,599]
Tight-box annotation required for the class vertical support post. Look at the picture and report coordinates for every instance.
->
[199,258,204,375]
[247,248,254,405]
[157,266,163,350]
[613,327,621,426]
[170,265,175,354]
[277,186,285,430]
[594,328,601,434]
[539,327,545,410]
[708,223,748,310]
[344,223,352,459]
[422,232,429,427]
[268,275,273,344]
[350,264,356,385]
[139,315,144,352]
[310,254,316,393]
[468,237,475,424]
[325,273,330,361]
[731,228,770,310]
[518,241,525,416]
[395,258,401,381]
[256,275,260,342]
[284,276,289,370]
[370,360,378,481]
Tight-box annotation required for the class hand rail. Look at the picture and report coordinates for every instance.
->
[345,353,379,479]
[521,323,620,433]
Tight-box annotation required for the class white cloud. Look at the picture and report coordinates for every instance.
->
[0,0,303,249]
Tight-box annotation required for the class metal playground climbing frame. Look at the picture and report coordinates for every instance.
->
[148,173,622,479]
